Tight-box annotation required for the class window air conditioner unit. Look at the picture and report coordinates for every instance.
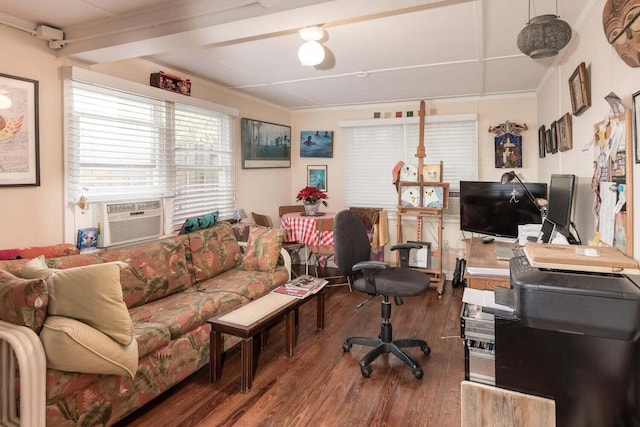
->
[96,200,164,247]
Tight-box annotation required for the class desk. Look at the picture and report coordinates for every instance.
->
[281,212,336,247]
[465,238,514,290]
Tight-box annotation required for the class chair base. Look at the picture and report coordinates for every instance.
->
[343,336,430,379]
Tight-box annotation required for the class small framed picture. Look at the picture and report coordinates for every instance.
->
[549,120,558,154]
[634,90,640,163]
[545,128,552,153]
[77,227,99,251]
[422,163,442,182]
[307,165,327,191]
[538,125,546,158]
[300,130,333,158]
[422,183,450,209]
[569,62,591,116]
[558,113,573,152]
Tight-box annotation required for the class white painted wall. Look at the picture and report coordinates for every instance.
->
[537,0,640,257]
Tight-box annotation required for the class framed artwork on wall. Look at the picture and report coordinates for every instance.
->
[0,73,40,187]
[241,118,291,169]
[307,165,327,191]
[634,89,640,163]
[549,120,558,154]
[569,62,591,116]
[300,130,333,158]
[538,125,546,158]
[558,113,573,152]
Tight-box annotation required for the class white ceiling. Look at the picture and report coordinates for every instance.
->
[0,0,593,110]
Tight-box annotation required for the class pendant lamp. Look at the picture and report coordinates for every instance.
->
[298,26,326,66]
[517,0,572,58]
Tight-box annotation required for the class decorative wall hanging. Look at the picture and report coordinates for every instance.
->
[307,165,327,191]
[489,120,527,168]
[300,130,333,158]
[0,73,40,187]
[633,89,640,163]
[549,120,559,153]
[569,62,591,115]
[558,113,573,152]
[241,118,291,168]
[538,125,546,158]
[603,0,640,67]
[149,71,191,96]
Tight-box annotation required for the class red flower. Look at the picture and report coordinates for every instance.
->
[296,186,328,206]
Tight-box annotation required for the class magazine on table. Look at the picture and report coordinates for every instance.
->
[272,275,328,298]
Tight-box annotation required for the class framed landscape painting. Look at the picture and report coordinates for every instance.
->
[241,118,291,168]
[300,130,333,158]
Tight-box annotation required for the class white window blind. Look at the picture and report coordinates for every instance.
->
[64,68,237,233]
[341,115,477,212]
[66,81,172,202]
[172,105,234,230]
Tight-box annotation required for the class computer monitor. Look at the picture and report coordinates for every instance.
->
[545,174,577,243]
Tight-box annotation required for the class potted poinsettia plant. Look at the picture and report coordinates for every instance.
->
[296,186,328,216]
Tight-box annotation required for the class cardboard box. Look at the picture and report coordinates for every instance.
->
[150,71,191,96]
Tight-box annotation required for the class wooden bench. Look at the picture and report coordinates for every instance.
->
[208,290,325,393]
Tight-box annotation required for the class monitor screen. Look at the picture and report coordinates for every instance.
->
[545,174,575,233]
[460,181,547,238]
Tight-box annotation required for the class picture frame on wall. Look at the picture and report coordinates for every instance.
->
[307,165,327,191]
[569,62,591,116]
[558,113,573,152]
[538,125,546,158]
[0,73,40,187]
[300,130,333,158]
[549,120,558,154]
[241,118,291,169]
[545,128,552,154]
[633,89,640,163]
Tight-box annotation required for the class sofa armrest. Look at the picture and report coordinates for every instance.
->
[237,242,292,280]
[0,320,46,426]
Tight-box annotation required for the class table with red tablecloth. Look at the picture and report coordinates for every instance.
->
[280,212,336,269]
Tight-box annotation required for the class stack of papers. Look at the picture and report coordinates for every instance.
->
[462,288,514,313]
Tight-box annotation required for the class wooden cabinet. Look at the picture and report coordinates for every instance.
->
[465,238,512,290]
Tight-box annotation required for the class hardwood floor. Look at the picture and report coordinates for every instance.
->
[115,276,465,427]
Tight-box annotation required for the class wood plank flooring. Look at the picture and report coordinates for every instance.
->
[115,279,465,427]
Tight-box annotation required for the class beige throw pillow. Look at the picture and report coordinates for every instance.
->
[21,257,133,346]
[40,316,138,378]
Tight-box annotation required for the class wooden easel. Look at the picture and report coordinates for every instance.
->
[396,100,447,295]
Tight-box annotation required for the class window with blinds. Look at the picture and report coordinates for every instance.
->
[341,115,477,213]
[65,71,235,233]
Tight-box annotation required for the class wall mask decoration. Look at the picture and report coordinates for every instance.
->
[603,0,640,67]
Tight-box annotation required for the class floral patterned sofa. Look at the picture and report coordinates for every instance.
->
[0,221,289,426]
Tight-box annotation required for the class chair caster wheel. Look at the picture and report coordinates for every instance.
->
[360,364,372,378]
[421,345,431,355]
[343,342,352,352]
[413,368,423,379]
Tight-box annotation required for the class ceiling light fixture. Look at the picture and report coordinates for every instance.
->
[517,0,572,58]
[298,26,326,66]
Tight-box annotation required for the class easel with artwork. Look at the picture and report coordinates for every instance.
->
[396,100,447,295]
[591,110,634,256]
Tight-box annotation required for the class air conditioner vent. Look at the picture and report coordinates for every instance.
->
[95,199,164,247]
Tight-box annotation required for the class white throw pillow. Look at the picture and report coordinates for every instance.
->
[40,316,138,378]
[20,257,133,346]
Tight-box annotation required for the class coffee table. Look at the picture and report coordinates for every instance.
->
[208,289,325,393]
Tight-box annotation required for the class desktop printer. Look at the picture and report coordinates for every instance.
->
[507,255,640,341]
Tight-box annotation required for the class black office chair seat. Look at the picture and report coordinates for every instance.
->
[334,210,431,379]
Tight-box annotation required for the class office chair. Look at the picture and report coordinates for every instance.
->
[333,210,431,379]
